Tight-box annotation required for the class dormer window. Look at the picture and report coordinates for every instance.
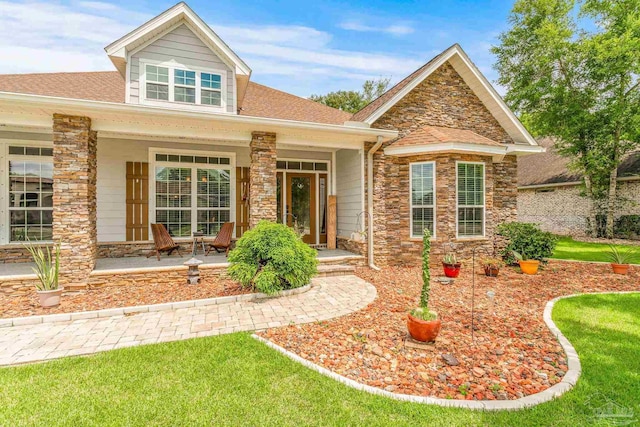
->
[141,62,226,109]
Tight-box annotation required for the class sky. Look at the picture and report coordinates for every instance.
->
[0,0,519,97]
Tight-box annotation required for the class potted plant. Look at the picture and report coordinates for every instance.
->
[407,229,441,342]
[481,257,504,277]
[512,250,540,275]
[24,240,62,307]
[606,245,638,275]
[442,253,461,278]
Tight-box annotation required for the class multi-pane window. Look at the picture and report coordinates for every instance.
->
[201,73,222,106]
[174,69,196,103]
[154,154,232,238]
[8,146,53,241]
[457,162,485,237]
[145,65,169,101]
[144,64,223,107]
[410,162,435,237]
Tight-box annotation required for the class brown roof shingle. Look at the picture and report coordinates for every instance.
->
[518,138,640,187]
[0,71,352,125]
[389,125,502,149]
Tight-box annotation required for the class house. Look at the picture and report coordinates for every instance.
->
[0,2,542,288]
[518,139,640,236]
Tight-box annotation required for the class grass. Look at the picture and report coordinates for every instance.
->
[551,236,640,263]
[1,293,638,426]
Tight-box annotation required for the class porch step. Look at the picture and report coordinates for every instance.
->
[316,264,356,278]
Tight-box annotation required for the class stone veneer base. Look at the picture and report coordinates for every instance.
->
[0,284,313,328]
[252,292,638,411]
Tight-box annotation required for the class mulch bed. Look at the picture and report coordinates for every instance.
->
[259,261,639,400]
[0,279,248,319]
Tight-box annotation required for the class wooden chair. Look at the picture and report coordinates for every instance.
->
[147,223,183,261]
[205,222,235,256]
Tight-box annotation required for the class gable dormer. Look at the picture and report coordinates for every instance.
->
[104,2,251,114]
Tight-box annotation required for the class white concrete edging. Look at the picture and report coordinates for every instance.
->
[252,291,638,411]
[0,283,313,328]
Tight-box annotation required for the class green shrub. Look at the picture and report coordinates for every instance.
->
[227,221,318,295]
[496,222,558,264]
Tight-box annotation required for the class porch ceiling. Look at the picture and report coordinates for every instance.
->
[0,92,398,150]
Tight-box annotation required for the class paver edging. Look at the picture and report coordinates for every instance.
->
[252,291,638,411]
[0,283,314,328]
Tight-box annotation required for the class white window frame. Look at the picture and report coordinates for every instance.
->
[409,161,437,239]
[140,59,228,112]
[0,140,54,245]
[455,161,486,239]
[149,148,236,239]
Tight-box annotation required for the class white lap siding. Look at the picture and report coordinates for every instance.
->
[335,148,364,238]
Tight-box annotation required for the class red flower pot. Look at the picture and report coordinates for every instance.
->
[443,262,461,278]
[407,313,442,342]
[611,263,630,275]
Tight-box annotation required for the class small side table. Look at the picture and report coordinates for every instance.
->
[192,231,206,255]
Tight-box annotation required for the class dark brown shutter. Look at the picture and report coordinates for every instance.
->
[236,167,250,238]
[126,162,149,241]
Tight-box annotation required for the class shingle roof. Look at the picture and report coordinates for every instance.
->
[351,46,453,122]
[0,71,352,125]
[518,138,640,187]
[389,125,502,149]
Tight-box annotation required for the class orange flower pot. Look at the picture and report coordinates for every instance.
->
[518,260,540,275]
[611,263,630,275]
[407,313,441,342]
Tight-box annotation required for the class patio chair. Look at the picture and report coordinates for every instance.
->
[147,223,183,261]
[205,222,235,257]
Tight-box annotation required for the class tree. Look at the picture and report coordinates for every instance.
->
[309,77,390,113]
[492,0,640,238]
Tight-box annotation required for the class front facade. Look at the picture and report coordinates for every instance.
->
[0,2,541,285]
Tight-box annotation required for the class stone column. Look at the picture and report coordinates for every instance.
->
[52,114,98,287]
[249,131,277,227]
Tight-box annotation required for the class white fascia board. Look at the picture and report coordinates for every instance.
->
[105,2,251,76]
[0,91,397,140]
[363,44,538,146]
[384,142,508,157]
[506,144,546,155]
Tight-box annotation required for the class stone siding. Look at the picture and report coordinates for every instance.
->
[336,236,367,259]
[518,180,640,236]
[249,131,277,227]
[52,114,98,286]
[366,60,518,266]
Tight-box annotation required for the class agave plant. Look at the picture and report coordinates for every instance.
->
[24,240,61,291]
[442,253,458,265]
[605,245,639,265]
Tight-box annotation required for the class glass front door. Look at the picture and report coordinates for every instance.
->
[286,173,315,244]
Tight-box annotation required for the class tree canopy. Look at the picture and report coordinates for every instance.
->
[492,0,640,237]
[309,78,391,113]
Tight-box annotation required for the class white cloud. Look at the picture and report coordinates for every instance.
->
[339,20,415,36]
[0,0,428,94]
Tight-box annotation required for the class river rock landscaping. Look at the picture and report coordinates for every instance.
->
[259,260,639,400]
[0,278,247,319]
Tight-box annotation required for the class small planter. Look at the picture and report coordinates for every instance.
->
[442,262,461,278]
[611,263,630,275]
[518,260,540,275]
[407,312,441,342]
[483,265,500,277]
[37,288,62,308]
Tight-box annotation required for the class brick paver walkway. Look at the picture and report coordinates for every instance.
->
[0,275,376,367]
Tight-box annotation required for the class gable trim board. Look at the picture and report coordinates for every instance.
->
[105,2,250,77]
[357,44,537,147]
[385,142,543,159]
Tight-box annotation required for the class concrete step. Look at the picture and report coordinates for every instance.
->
[316,264,356,277]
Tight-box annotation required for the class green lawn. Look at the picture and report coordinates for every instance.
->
[1,293,638,426]
[551,236,640,263]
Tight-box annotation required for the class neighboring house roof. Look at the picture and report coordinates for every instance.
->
[388,125,502,149]
[352,44,537,146]
[518,138,640,187]
[0,71,352,125]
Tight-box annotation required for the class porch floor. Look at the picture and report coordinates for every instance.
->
[0,249,360,278]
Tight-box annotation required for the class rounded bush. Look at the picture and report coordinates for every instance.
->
[227,221,318,295]
[497,222,558,264]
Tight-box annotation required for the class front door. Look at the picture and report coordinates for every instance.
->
[286,173,316,244]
